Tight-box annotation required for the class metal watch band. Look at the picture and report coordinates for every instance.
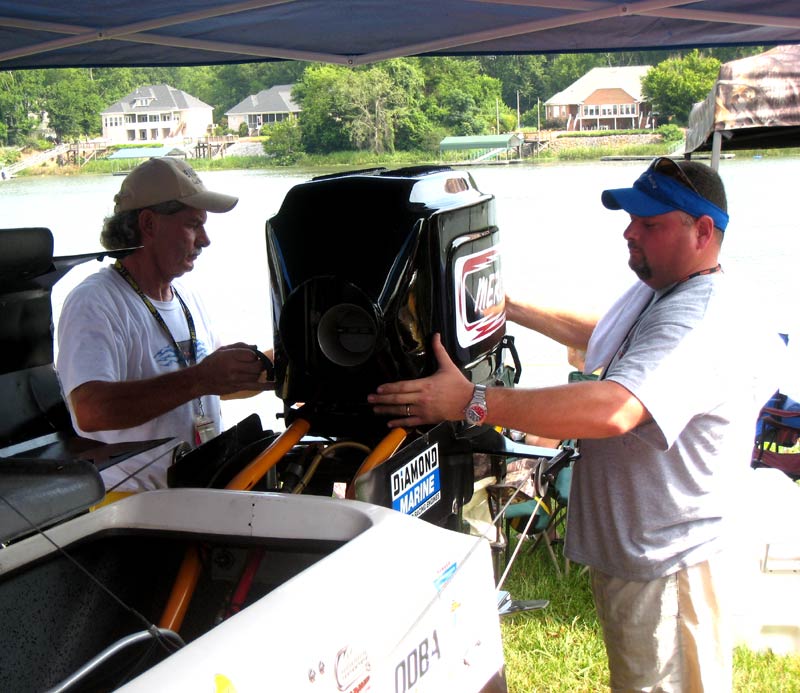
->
[464,383,488,426]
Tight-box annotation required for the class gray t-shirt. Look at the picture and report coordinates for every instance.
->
[564,274,783,581]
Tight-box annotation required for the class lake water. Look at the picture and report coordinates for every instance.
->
[2,156,798,431]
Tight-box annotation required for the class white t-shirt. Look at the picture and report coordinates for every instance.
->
[56,266,222,491]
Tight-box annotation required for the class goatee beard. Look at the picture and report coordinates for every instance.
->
[629,257,652,281]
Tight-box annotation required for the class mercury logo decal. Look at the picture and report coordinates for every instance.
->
[454,247,505,348]
[391,443,441,517]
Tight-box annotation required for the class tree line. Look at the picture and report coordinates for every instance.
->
[0,47,762,155]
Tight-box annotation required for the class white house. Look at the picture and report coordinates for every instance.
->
[101,84,214,145]
[226,84,300,136]
[545,66,653,131]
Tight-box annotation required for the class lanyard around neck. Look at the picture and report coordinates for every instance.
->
[112,260,197,367]
[604,264,722,377]
[656,263,722,302]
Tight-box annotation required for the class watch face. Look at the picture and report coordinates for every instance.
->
[466,403,488,425]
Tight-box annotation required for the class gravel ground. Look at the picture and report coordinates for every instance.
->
[224,141,266,157]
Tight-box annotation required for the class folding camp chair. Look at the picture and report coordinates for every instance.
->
[752,390,800,481]
[505,468,568,573]
[494,370,597,576]
[488,446,576,578]
[486,369,597,581]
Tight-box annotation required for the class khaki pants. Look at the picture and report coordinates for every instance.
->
[591,554,733,693]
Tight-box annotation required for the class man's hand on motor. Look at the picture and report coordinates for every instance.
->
[368,334,474,427]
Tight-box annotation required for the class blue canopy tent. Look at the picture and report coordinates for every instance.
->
[1,2,799,70]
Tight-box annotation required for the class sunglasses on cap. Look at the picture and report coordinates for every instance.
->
[649,156,700,195]
[601,157,729,231]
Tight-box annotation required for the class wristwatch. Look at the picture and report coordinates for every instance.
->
[464,384,488,426]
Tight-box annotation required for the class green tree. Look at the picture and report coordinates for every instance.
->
[642,50,722,125]
[420,57,507,135]
[342,66,410,153]
[43,69,105,141]
[0,69,44,145]
[262,118,303,164]
[171,65,220,110]
[91,67,157,106]
[479,54,549,122]
[381,59,434,150]
[293,64,352,153]
[295,62,413,154]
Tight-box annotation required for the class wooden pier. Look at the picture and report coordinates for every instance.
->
[194,135,237,159]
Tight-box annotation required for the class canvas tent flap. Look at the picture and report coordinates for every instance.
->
[1,1,800,70]
[686,44,800,154]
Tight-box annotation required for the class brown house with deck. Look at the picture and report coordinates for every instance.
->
[545,66,654,131]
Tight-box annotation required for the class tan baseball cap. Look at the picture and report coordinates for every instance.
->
[113,156,238,214]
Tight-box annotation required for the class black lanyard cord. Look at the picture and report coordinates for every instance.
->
[603,264,722,377]
[112,260,205,417]
[112,260,197,367]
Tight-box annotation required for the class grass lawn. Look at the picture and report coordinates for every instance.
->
[499,537,800,692]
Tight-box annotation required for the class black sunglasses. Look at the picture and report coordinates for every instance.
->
[649,157,699,195]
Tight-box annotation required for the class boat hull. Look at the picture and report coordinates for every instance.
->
[0,488,506,692]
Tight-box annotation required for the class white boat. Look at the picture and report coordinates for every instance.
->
[2,484,505,692]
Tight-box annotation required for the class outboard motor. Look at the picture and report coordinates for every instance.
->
[267,166,513,442]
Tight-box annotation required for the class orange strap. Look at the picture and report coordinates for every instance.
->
[159,418,311,632]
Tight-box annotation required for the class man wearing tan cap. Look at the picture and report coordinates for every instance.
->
[57,157,271,493]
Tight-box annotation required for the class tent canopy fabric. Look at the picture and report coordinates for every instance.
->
[1,2,800,70]
[685,44,800,155]
[440,135,522,151]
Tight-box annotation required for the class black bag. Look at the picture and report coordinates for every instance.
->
[167,413,278,489]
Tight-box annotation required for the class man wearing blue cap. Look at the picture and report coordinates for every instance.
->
[369,158,785,691]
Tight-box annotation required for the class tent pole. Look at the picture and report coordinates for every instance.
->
[711,130,722,171]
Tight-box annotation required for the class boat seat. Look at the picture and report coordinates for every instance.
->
[0,227,154,543]
[0,455,105,544]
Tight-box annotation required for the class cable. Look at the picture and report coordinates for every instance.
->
[0,494,173,645]
[104,442,185,494]
[0,493,186,692]
[495,492,547,592]
[294,440,371,495]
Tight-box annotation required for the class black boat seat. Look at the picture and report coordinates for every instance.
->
[0,227,154,543]
[0,454,105,544]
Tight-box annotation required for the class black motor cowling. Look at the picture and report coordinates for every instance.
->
[266,166,509,440]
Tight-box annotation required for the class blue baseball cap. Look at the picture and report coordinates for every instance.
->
[602,158,729,231]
